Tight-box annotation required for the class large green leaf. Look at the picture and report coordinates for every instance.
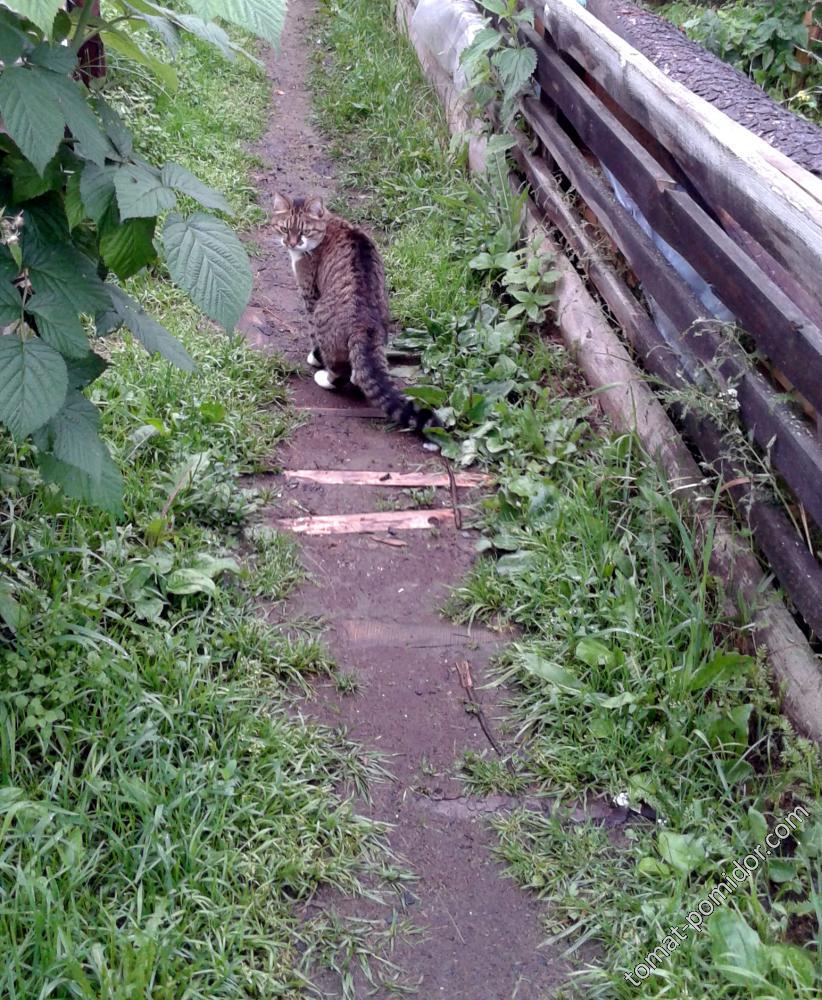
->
[100,27,178,91]
[26,292,90,358]
[172,11,256,61]
[8,151,63,202]
[492,45,537,94]
[106,285,195,371]
[114,162,177,219]
[93,97,133,158]
[39,71,110,167]
[37,449,123,514]
[25,242,111,315]
[65,352,108,390]
[162,212,251,330]
[79,162,117,223]
[65,171,85,230]
[0,247,21,324]
[0,335,68,439]
[195,0,286,46]
[0,9,29,63]
[100,213,157,279]
[30,40,77,74]
[0,0,63,36]
[160,163,232,214]
[0,65,66,174]
[19,194,71,255]
[37,390,105,480]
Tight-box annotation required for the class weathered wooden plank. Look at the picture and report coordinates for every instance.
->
[523,94,822,530]
[534,0,822,294]
[283,469,490,488]
[272,509,455,535]
[524,30,822,413]
[513,142,822,637]
[295,406,384,418]
[586,0,822,179]
[716,209,822,335]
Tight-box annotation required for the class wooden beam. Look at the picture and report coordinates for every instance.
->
[534,0,822,294]
[513,142,822,638]
[283,470,491,488]
[519,194,822,735]
[271,509,455,535]
[525,30,822,414]
[295,406,384,418]
[523,95,822,530]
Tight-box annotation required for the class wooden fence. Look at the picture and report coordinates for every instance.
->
[494,0,822,641]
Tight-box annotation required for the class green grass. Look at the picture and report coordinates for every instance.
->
[313,1,822,996]
[0,31,405,1000]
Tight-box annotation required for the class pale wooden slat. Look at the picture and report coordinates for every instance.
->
[283,470,490,488]
[272,509,455,535]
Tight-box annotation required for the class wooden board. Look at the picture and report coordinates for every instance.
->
[295,406,384,418]
[534,0,822,295]
[283,470,490,488]
[525,30,822,413]
[523,95,822,530]
[272,509,456,535]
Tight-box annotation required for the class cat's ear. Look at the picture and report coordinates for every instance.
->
[305,196,325,219]
[272,192,291,214]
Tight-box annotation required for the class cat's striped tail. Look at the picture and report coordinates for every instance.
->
[349,334,440,435]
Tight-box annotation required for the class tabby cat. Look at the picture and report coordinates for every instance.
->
[271,193,439,437]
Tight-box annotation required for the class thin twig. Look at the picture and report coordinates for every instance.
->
[442,457,463,529]
[455,660,505,758]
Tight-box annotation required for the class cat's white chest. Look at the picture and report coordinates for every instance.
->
[288,248,305,276]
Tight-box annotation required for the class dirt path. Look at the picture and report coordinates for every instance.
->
[240,2,569,995]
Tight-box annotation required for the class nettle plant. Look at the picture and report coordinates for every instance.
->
[0,0,284,511]
[460,0,537,126]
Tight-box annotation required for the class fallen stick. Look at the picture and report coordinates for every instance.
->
[442,459,464,529]
[456,659,505,758]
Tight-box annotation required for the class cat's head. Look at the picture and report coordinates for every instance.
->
[271,193,327,251]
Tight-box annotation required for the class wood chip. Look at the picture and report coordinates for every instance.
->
[283,470,490,488]
[271,509,455,535]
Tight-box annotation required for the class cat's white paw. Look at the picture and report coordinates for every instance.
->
[422,441,440,453]
[306,349,321,368]
[314,369,337,390]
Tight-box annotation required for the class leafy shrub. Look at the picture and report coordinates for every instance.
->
[661,0,822,119]
[0,0,284,511]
